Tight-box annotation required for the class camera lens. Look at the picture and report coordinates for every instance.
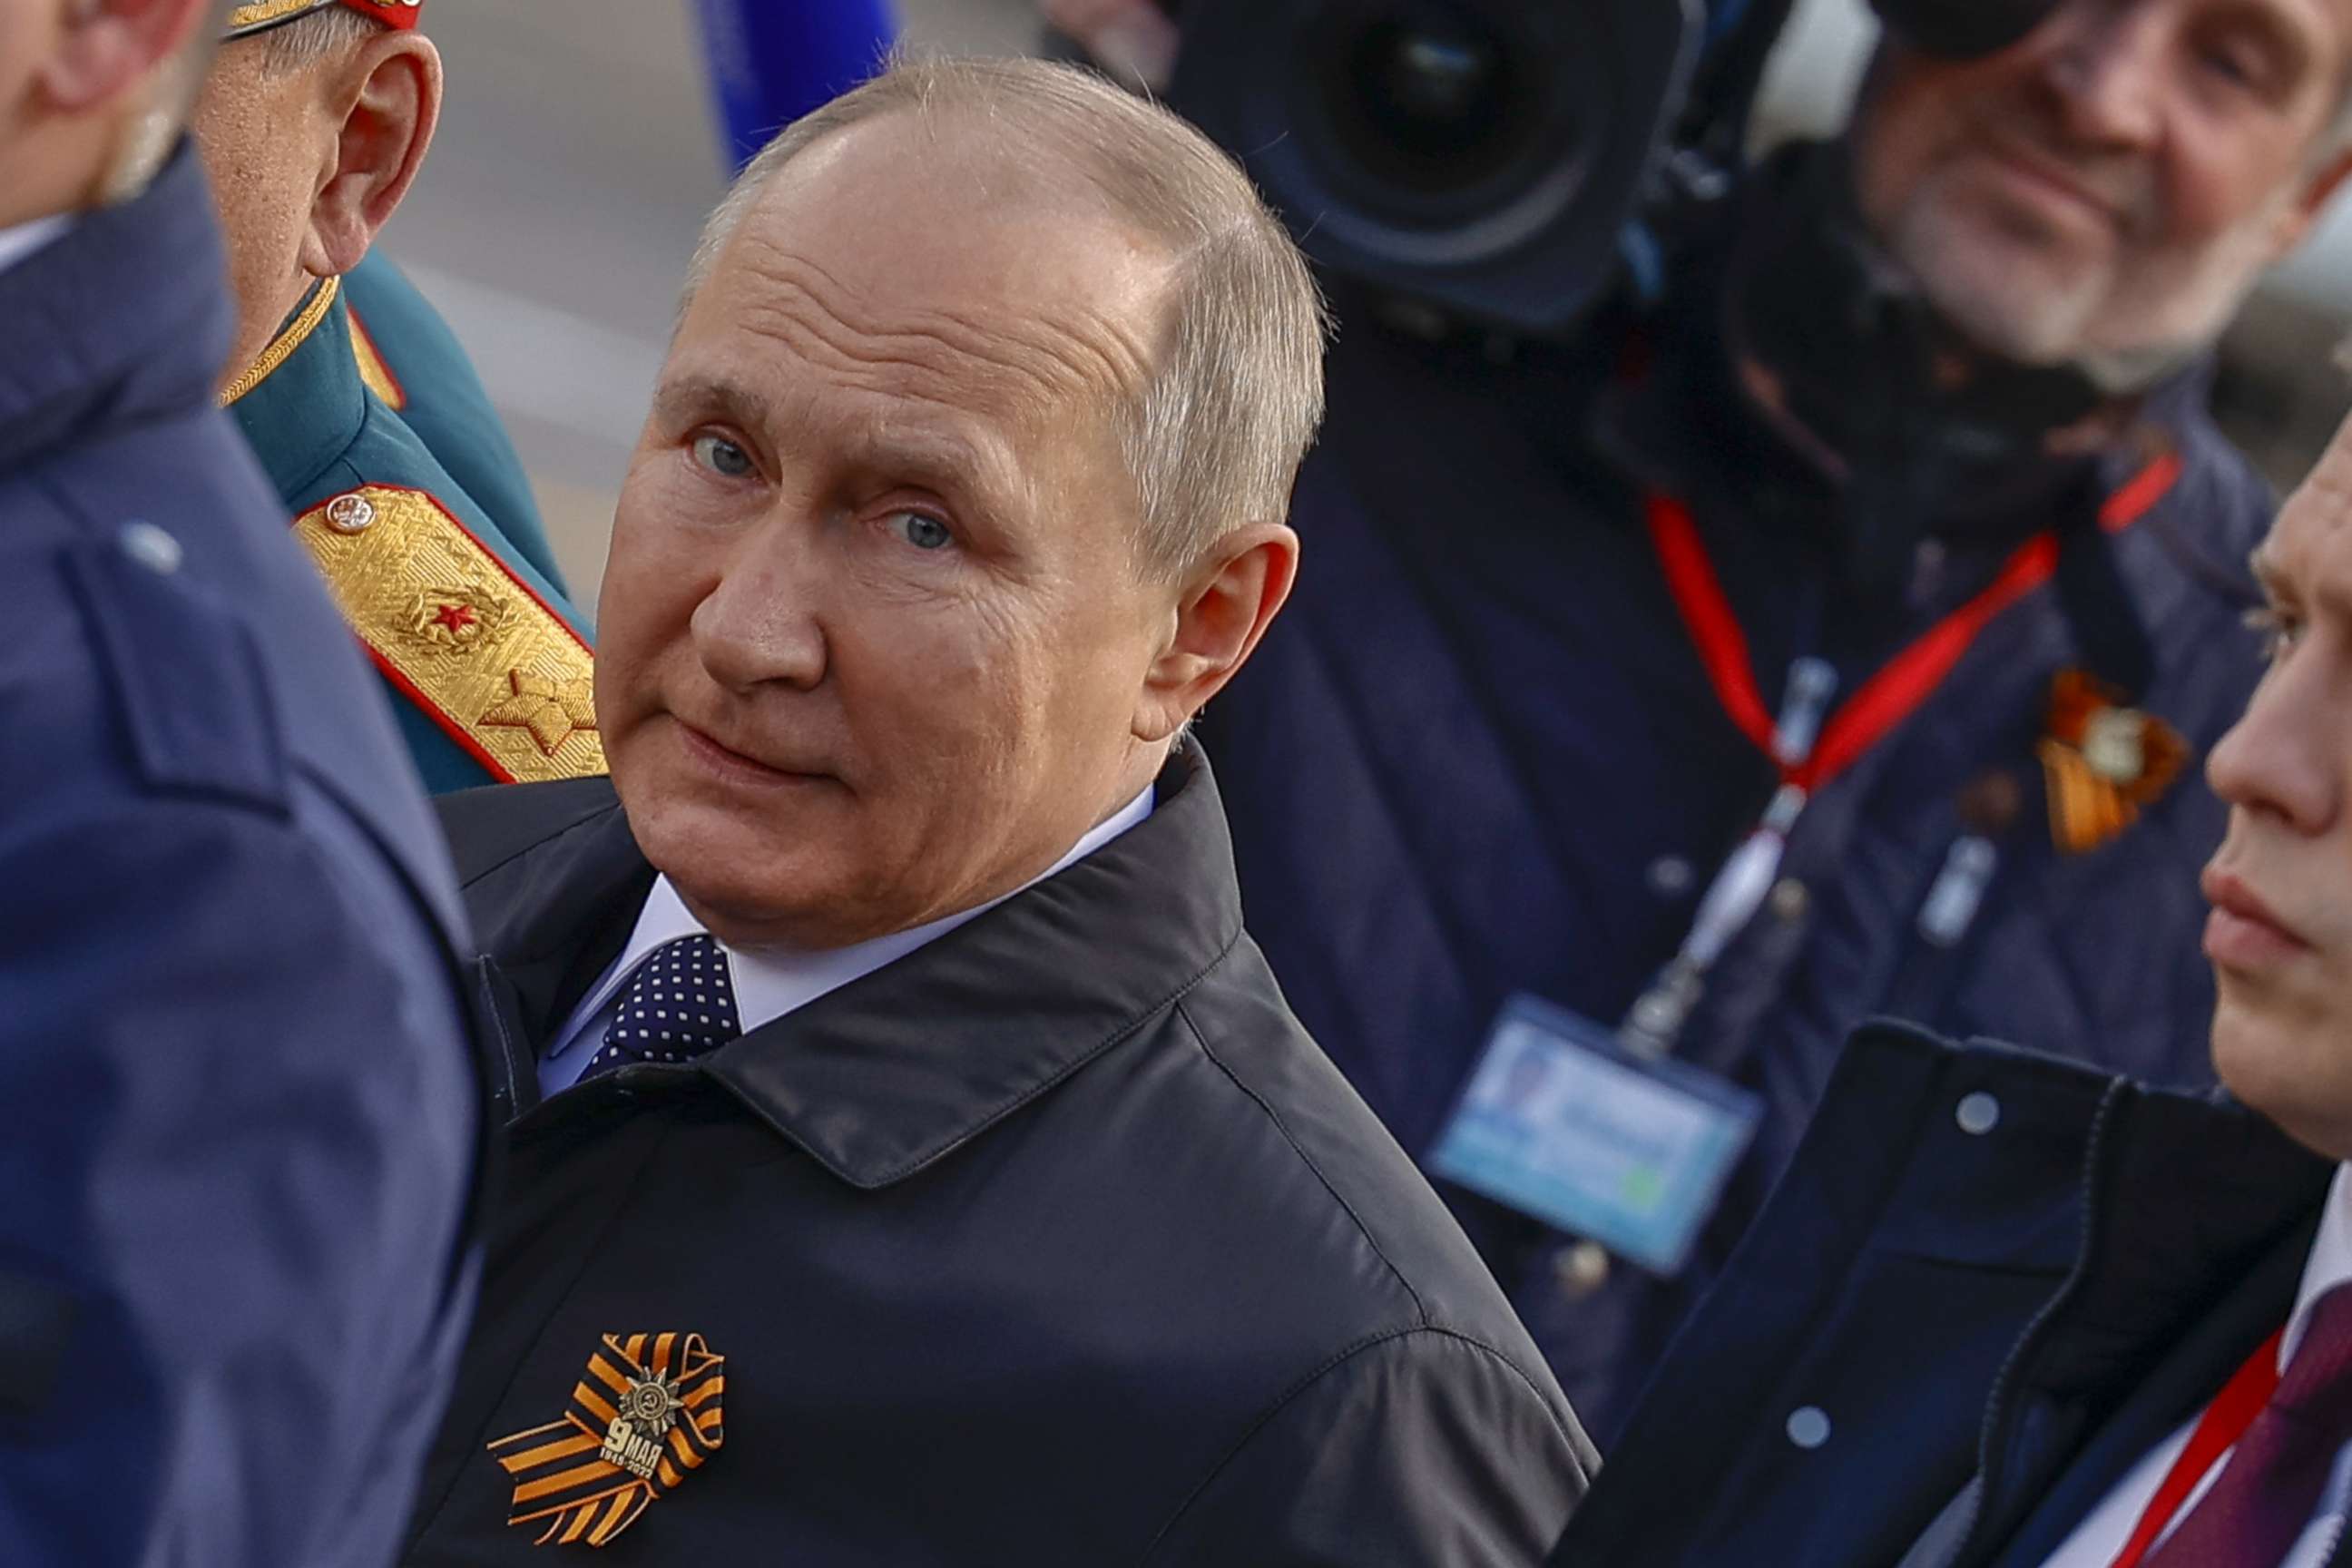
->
[1373,26,1495,135]
[1168,0,1701,330]
[1308,2,1553,212]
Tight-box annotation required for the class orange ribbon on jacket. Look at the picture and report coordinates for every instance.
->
[488,1332,726,1549]
[2038,668,2188,856]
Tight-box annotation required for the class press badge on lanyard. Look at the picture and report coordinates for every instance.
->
[1431,469,2177,1276]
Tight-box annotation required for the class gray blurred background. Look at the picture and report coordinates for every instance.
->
[387,0,2349,605]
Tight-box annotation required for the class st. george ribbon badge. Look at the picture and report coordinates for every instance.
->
[2037,669,2189,856]
[487,1332,725,1548]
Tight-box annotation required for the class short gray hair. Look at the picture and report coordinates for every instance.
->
[681,54,1330,574]
[251,5,382,74]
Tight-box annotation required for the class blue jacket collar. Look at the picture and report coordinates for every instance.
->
[0,143,233,475]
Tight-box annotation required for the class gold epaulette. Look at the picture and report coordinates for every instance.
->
[292,485,607,784]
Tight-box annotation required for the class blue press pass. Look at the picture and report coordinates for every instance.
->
[1428,994,1764,1275]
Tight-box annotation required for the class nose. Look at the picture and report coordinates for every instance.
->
[2031,6,2164,152]
[2208,655,2343,839]
[689,522,829,693]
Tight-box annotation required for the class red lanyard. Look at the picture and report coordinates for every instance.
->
[2107,1327,2285,1568]
[1643,452,2182,796]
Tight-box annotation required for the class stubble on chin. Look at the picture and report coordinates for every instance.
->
[1886,188,2110,366]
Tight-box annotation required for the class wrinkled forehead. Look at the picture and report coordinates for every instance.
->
[681,115,1174,431]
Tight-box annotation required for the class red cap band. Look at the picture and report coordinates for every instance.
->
[340,0,423,29]
[224,0,422,38]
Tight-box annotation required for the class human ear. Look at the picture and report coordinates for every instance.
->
[1132,522,1299,744]
[38,0,213,113]
[301,30,439,277]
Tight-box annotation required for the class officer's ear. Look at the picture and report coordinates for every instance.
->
[302,28,440,278]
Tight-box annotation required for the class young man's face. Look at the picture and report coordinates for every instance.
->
[2206,416,2352,1160]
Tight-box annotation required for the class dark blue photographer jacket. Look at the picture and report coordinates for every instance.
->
[1199,149,2276,1441]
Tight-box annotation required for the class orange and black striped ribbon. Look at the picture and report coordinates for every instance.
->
[2038,669,2189,855]
[487,1332,726,1549]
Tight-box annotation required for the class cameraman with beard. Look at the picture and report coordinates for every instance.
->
[1046,0,2352,1444]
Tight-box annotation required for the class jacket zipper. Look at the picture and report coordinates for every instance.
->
[1931,1075,2130,1568]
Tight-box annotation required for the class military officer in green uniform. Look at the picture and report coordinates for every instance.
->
[193,0,601,792]
[344,248,572,597]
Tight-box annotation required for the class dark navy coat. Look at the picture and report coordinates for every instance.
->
[1200,146,2276,1440]
[1550,1024,2337,1568]
[401,745,1592,1565]
[0,149,482,1568]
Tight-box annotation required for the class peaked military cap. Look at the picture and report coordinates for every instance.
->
[225,0,423,39]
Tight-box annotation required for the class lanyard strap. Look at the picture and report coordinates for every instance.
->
[1643,452,2181,796]
[2108,1327,2285,1568]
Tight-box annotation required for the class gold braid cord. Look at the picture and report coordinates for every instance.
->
[225,0,334,34]
[488,1333,727,1549]
[291,485,606,784]
[220,276,340,408]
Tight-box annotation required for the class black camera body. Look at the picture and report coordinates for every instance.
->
[1169,0,1702,337]
[1165,0,2067,339]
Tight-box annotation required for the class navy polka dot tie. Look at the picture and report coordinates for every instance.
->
[583,935,743,1078]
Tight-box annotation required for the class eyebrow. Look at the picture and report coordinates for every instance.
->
[846,421,1024,505]
[651,375,774,436]
[652,371,1033,514]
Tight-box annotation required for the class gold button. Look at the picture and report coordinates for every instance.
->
[324,493,377,534]
[1770,877,1810,923]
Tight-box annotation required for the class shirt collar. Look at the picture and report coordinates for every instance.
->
[562,784,1156,1049]
[0,215,71,278]
[2282,1162,2352,1371]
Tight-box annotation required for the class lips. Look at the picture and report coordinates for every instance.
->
[673,718,831,785]
[1969,136,2129,229]
[2201,866,2316,971]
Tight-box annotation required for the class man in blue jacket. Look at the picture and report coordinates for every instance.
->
[1551,402,2352,1568]
[0,2,481,1563]
[1053,0,2352,1438]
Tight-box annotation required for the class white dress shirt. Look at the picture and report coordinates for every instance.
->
[538,786,1155,1096]
[2039,1162,2352,1568]
[0,215,71,278]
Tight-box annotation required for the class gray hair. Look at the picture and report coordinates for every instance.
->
[681,54,1330,575]
[252,5,383,74]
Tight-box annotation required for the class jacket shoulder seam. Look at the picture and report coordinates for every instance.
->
[1173,995,1429,1328]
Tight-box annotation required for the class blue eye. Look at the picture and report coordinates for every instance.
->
[691,434,753,478]
[887,510,954,551]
